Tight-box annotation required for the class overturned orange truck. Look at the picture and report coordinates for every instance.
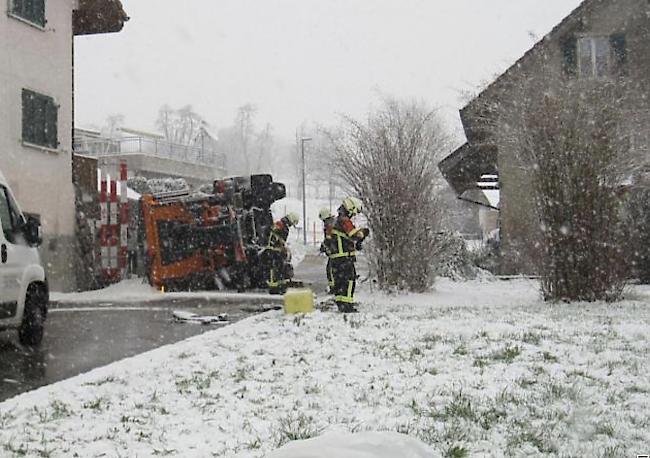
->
[140,174,286,291]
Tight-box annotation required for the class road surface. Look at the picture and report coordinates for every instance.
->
[0,253,328,401]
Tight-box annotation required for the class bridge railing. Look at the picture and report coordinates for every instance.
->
[73,136,226,170]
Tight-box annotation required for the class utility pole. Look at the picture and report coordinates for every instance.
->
[301,137,312,245]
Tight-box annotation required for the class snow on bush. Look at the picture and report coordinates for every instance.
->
[330,97,452,293]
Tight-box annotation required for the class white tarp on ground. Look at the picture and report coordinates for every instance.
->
[268,431,438,458]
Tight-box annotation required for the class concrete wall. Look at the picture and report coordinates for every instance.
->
[0,0,77,291]
[467,0,650,274]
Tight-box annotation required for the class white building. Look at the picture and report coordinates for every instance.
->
[0,0,127,291]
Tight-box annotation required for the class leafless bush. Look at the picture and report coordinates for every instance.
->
[328,98,451,292]
[511,87,630,301]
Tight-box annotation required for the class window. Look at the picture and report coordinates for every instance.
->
[573,34,627,79]
[630,125,650,155]
[10,0,46,27]
[578,36,611,78]
[0,186,24,244]
[22,89,58,149]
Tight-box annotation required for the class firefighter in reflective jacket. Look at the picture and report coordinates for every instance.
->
[265,212,299,294]
[318,208,336,294]
[330,197,369,312]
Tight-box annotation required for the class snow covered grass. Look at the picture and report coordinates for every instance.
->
[3,279,650,457]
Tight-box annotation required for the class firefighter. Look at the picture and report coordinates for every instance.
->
[318,207,336,294]
[265,212,299,294]
[329,197,369,313]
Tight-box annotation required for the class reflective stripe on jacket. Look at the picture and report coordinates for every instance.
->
[267,221,289,252]
[329,216,363,259]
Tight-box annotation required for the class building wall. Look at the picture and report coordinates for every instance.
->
[0,0,77,291]
[473,0,650,274]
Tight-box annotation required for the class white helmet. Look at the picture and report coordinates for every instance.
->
[319,207,333,221]
[285,212,299,226]
[342,197,363,216]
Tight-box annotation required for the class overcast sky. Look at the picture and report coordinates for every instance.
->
[74,0,584,142]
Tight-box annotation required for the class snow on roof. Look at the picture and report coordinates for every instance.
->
[118,127,165,139]
[483,189,500,208]
[74,127,102,136]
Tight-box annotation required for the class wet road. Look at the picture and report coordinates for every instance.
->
[0,300,276,402]
[0,254,327,402]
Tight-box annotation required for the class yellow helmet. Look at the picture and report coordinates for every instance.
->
[285,212,299,226]
[342,197,363,216]
[319,207,333,221]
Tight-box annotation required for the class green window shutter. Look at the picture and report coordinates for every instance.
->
[33,94,46,146]
[562,36,577,77]
[22,89,36,144]
[33,0,45,27]
[44,99,58,149]
[12,0,45,26]
[22,89,57,149]
[610,33,627,76]
[12,0,24,17]
[24,0,34,17]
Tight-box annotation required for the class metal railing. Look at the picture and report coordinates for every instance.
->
[73,136,226,169]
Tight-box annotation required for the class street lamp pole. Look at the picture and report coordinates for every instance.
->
[301,137,312,245]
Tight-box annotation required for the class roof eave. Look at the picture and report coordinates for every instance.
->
[73,0,129,36]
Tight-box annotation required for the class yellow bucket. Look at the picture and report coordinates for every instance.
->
[283,288,314,314]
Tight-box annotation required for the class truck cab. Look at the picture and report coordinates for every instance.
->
[0,168,48,346]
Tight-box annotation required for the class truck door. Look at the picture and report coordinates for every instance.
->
[0,185,26,318]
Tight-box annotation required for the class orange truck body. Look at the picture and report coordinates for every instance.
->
[140,174,285,291]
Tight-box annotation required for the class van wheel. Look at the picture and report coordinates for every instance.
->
[19,286,46,347]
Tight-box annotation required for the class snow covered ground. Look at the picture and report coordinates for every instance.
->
[3,279,650,457]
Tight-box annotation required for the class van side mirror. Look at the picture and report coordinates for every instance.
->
[23,215,42,247]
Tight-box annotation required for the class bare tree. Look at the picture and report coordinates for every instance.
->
[253,122,274,173]
[102,114,124,138]
[508,86,631,302]
[329,97,452,292]
[100,114,124,154]
[290,124,339,201]
[235,103,257,173]
[155,104,206,146]
[217,104,261,175]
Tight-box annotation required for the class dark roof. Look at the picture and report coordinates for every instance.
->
[438,142,498,196]
[73,0,129,36]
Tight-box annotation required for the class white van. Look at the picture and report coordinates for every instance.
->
[0,168,48,346]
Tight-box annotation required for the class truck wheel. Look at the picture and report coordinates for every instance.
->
[19,285,46,347]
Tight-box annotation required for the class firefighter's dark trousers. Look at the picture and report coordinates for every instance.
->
[326,258,334,293]
[331,257,356,311]
[263,250,289,294]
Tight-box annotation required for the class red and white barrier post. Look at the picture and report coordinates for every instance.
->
[109,178,119,280]
[100,173,109,282]
[119,161,129,279]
